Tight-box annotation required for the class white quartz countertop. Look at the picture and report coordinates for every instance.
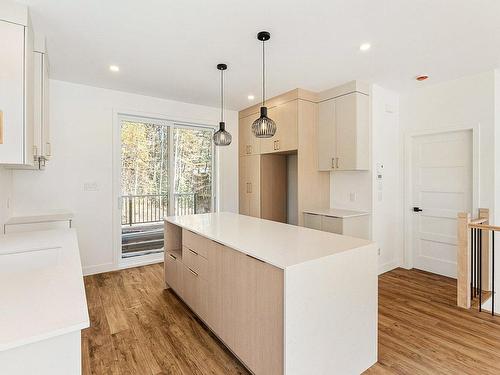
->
[0,229,89,352]
[303,208,369,218]
[165,212,374,269]
[5,209,73,225]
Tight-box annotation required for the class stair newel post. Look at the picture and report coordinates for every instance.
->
[457,212,471,309]
[479,208,491,292]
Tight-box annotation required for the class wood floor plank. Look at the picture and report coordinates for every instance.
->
[82,265,500,375]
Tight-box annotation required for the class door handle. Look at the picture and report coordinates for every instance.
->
[413,207,423,212]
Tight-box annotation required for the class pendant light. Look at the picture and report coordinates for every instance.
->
[213,63,232,146]
[251,31,276,138]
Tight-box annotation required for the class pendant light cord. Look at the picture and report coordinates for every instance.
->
[262,40,266,107]
[220,68,224,122]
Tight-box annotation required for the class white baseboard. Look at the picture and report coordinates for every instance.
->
[83,262,116,276]
[378,260,399,275]
[82,254,164,276]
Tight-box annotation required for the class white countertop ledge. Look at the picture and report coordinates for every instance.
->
[165,212,374,269]
[0,229,89,352]
[303,207,370,218]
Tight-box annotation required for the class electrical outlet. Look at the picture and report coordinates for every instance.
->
[84,182,99,192]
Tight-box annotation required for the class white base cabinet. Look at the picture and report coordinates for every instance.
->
[304,210,370,239]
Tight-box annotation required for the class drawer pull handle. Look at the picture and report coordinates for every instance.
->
[188,267,198,276]
[169,253,177,260]
[189,248,198,256]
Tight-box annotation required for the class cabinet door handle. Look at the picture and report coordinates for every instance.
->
[247,182,252,194]
[276,140,280,150]
[331,158,335,169]
[189,248,198,256]
[188,267,198,277]
[336,157,339,169]
[46,142,51,157]
[169,253,177,260]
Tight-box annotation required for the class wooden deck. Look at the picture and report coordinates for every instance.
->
[82,265,500,374]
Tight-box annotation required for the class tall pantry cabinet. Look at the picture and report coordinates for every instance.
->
[238,89,330,226]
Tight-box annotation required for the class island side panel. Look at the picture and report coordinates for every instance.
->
[164,221,182,252]
[164,221,182,290]
[284,244,378,375]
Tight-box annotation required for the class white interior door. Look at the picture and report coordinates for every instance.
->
[411,130,472,278]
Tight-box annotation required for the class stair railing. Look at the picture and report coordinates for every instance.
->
[457,208,496,315]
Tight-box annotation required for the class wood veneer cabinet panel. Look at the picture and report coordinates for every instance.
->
[260,154,287,223]
[239,114,260,156]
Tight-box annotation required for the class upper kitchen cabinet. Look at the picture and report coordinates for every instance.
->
[33,36,51,165]
[261,100,298,154]
[238,113,260,156]
[0,2,35,167]
[317,82,370,171]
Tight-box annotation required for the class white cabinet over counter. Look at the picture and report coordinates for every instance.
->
[0,1,50,169]
[164,212,378,375]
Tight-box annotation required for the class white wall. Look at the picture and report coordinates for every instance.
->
[400,70,499,311]
[371,85,402,273]
[0,167,13,228]
[11,80,238,275]
[400,71,496,222]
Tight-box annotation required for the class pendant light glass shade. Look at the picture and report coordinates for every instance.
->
[252,31,276,138]
[213,63,232,146]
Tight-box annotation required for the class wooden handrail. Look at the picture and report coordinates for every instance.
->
[469,223,500,231]
[470,218,489,225]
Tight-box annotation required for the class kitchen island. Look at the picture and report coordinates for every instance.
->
[164,212,377,375]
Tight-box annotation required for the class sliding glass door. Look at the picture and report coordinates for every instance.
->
[119,116,215,259]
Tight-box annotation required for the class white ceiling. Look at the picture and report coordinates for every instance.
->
[21,0,500,110]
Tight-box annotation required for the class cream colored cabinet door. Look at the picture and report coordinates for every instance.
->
[317,98,336,171]
[239,114,260,156]
[261,101,298,154]
[0,21,27,164]
[238,156,249,215]
[246,154,261,218]
[304,213,322,230]
[275,100,298,152]
[335,92,369,171]
[165,252,180,292]
[321,215,343,234]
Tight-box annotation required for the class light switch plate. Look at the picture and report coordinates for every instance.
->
[84,182,99,192]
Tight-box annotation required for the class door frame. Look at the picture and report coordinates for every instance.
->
[112,108,218,270]
[403,124,480,270]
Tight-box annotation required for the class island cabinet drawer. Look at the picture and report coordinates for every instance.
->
[182,264,208,321]
[182,246,209,280]
[182,229,212,258]
[164,251,183,294]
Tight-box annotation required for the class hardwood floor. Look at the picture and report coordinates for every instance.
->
[83,265,500,375]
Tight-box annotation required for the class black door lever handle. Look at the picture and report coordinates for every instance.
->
[413,207,423,212]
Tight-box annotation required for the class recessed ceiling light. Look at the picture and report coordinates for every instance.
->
[359,43,371,52]
[248,95,255,100]
[109,65,120,72]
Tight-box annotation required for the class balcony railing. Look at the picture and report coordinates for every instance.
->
[121,193,212,226]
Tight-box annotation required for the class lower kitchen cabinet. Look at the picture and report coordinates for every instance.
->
[303,209,370,239]
[164,225,283,375]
